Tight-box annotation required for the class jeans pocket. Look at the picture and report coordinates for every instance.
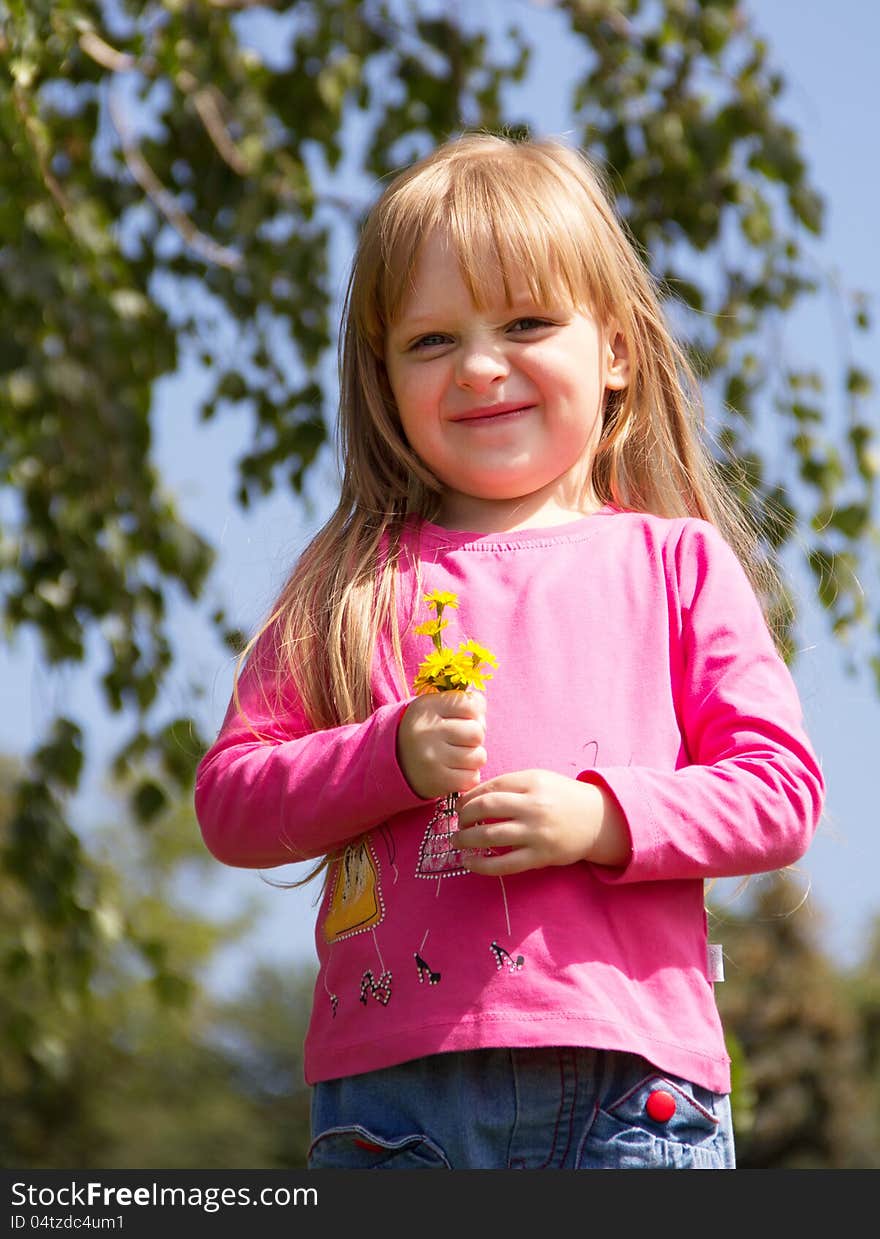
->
[581,1071,732,1169]
[308,1124,451,1169]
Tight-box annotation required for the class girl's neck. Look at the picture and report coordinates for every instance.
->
[435,488,604,534]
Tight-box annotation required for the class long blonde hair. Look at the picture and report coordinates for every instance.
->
[239,131,777,751]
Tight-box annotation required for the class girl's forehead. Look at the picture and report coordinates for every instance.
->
[389,226,581,322]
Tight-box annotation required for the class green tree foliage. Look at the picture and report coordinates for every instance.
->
[1,756,314,1169]
[213,963,314,1170]
[848,920,880,1144]
[1,0,877,1092]
[714,874,880,1168]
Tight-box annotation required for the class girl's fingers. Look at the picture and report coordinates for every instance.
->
[445,720,486,748]
[444,748,487,774]
[441,748,488,778]
[461,845,532,876]
[456,772,531,810]
[435,690,486,721]
[455,818,519,850]
[456,790,517,826]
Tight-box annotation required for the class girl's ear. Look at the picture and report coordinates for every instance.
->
[604,326,630,391]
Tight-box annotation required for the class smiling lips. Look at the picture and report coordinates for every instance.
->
[451,402,535,424]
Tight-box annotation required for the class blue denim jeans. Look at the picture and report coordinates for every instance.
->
[309,1047,736,1169]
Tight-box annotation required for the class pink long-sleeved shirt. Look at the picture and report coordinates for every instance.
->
[195,508,825,1092]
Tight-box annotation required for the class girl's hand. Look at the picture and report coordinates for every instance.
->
[397,691,487,800]
[455,769,631,874]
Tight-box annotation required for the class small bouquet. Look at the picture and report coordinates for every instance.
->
[411,590,497,878]
[412,590,497,695]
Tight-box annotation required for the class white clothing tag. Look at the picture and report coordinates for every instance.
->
[707,943,725,982]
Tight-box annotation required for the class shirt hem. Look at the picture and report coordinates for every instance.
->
[304,1013,732,1095]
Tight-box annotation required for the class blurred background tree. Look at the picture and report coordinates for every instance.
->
[715,875,880,1168]
[0,755,314,1169]
[1,0,877,1167]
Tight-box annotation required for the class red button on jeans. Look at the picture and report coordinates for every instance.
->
[646,1089,677,1122]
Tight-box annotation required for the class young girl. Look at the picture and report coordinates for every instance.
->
[194,134,825,1170]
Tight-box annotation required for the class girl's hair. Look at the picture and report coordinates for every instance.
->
[239,130,777,765]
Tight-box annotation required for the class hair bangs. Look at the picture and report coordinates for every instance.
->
[443,160,609,318]
[370,144,616,342]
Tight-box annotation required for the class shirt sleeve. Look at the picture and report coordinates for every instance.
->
[578,520,825,883]
[193,636,429,869]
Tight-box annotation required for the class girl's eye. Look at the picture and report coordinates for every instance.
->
[406,318,553,350]
[510,317,552,332]
[411,333,450,350]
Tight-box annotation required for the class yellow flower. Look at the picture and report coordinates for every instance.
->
[417,648,457,679]
[413,618,449,637]
[423,590,459,610]
[448,652,493,691]
[414,671,456,695]
[458,639,498,668]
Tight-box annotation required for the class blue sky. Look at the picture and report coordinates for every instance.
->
[728,1,880,965]
[2,2,877,983]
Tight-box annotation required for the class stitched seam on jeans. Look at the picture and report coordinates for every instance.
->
[574,1102,601,1168]
[554,1048,578,1170]
[509,1049,524,1170]
[534,1050,566,1169]
[609,1075,720,1126]
[510,1049,575,1169]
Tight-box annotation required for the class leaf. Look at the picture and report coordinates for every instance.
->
[157,716,206,788]
[846,367,872,397]
[34,718,84,792]
[151,970,194,1008]
[132,779,169,825]
[824,504,870,540]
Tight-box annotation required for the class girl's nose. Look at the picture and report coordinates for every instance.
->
[455,342,509,391]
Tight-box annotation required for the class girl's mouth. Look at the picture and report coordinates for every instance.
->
[452,403,534,424]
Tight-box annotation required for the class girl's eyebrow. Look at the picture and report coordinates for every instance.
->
[395,313,443,330]
[396,298,562,330]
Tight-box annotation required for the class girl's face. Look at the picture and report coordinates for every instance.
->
[384,229,629,531]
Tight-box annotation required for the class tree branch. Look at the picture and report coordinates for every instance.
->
[10,85,72,219]
[176,70,252,177]
[78,30,137,73]
[108,92,243,270]
[206,0,280,9]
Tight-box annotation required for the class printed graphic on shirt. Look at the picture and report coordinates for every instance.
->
[414,951,441,985]
[490,941,524,973]
[359,967,392,1006]
[415,793,469,878]
[323,836,385,943]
